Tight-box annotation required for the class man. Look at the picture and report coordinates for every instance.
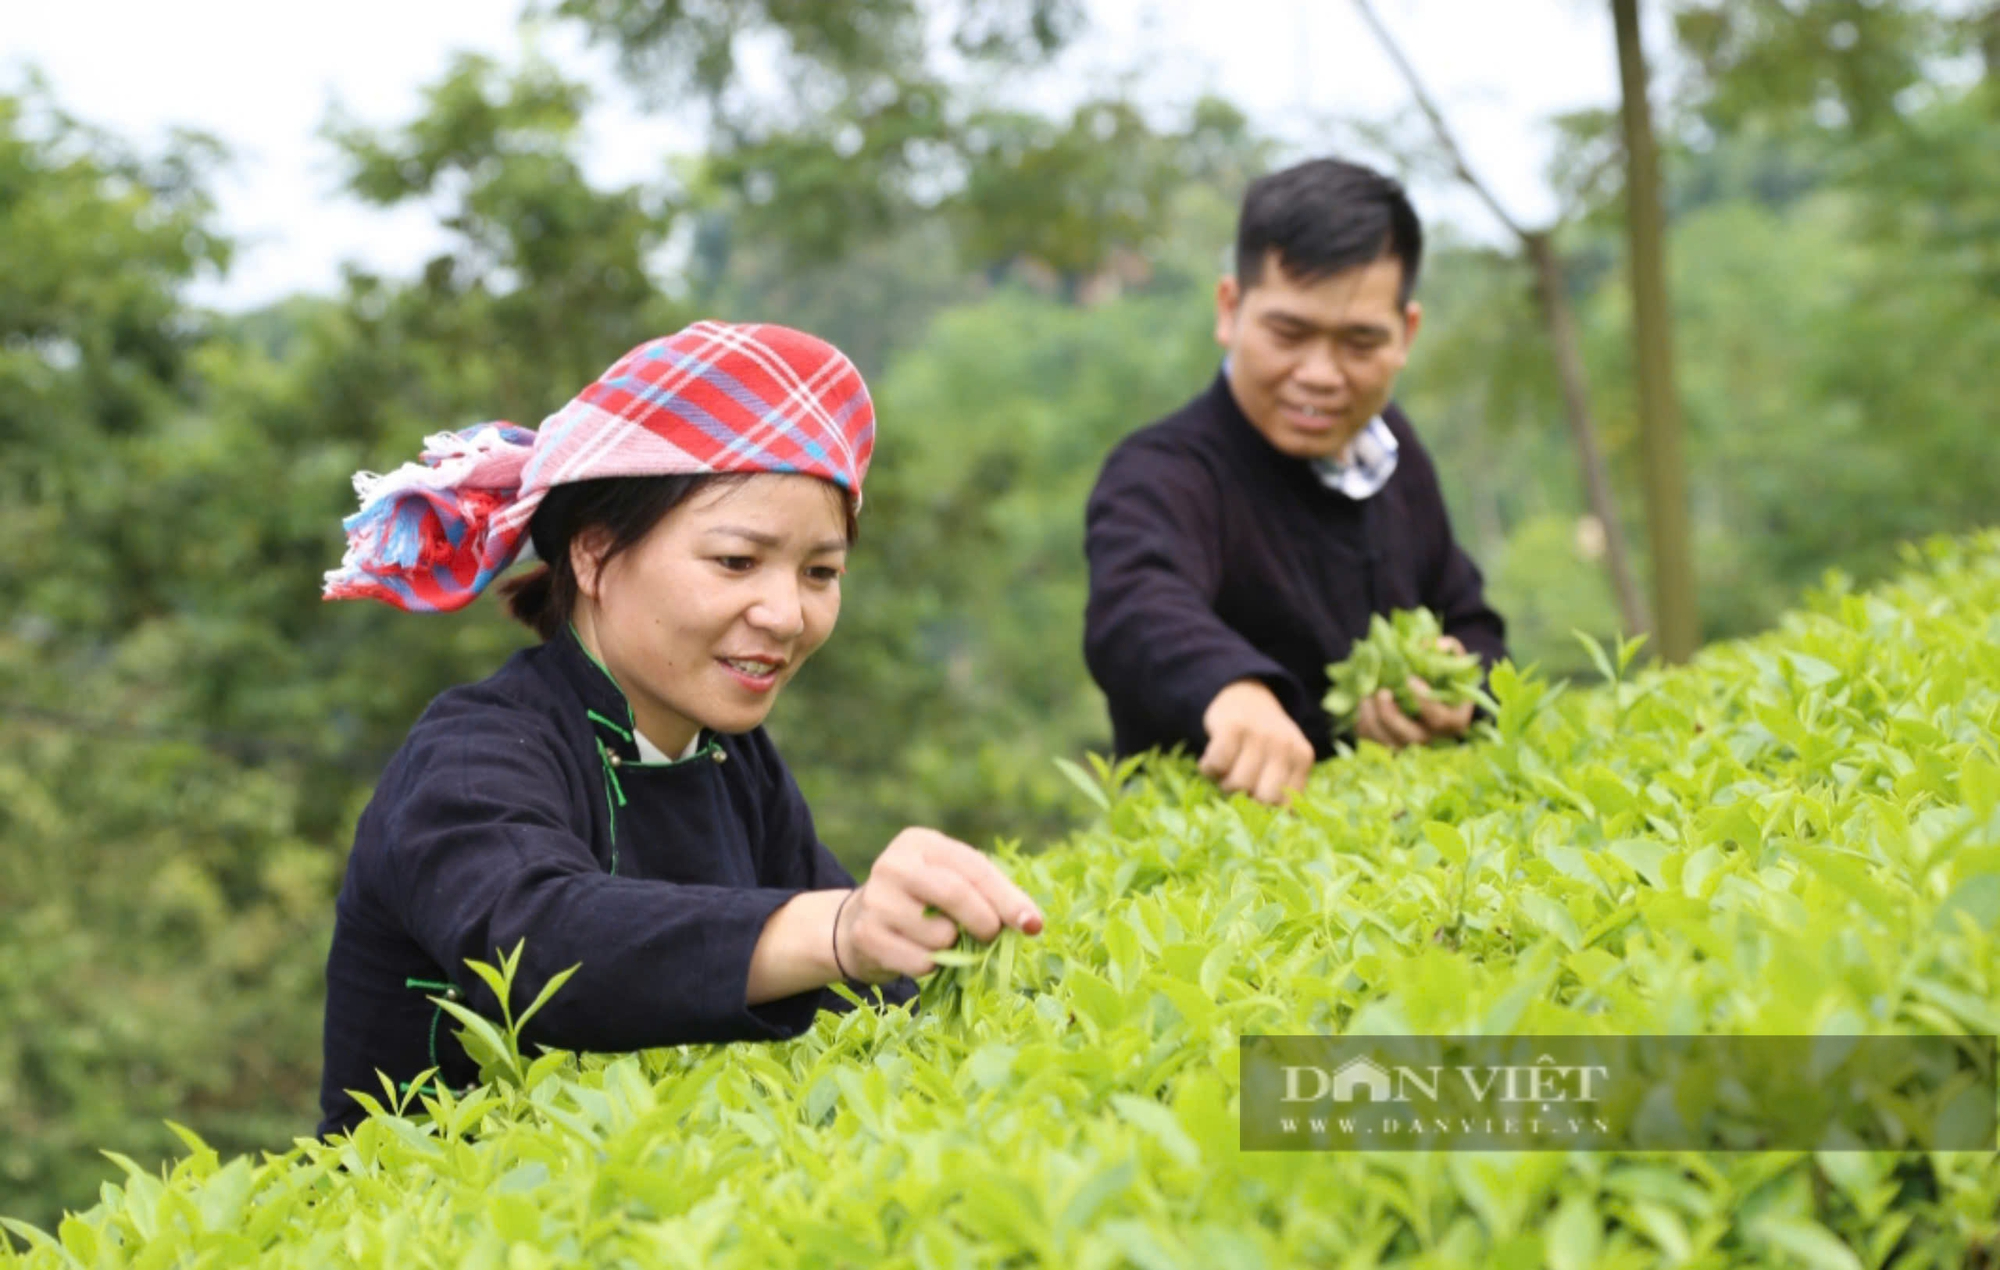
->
[1083,157,1507,806]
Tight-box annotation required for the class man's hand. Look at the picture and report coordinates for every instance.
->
[836,829,1044,981]
[1353,636,1476,750]
[1199,679,1315,806]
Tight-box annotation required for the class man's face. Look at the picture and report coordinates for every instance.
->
[1214,250,1421,461]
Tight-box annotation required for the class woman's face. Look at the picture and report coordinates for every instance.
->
[572,474,850,754]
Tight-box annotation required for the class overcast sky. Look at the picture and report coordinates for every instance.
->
[4,0,1628,311]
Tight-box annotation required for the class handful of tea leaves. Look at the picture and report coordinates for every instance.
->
[918,925,1021,1029]
[1322,607,1487,734]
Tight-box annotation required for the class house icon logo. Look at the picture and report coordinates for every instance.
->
[1330,1057,1394,1103]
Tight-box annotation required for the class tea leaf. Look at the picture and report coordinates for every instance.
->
[1054,757,1113,812]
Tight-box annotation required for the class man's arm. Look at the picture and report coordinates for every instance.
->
[1355,412,1507,750]
[1354,534,1502,749]
[1427,542,1508,670]
[1083,441,1287,747]
[1083,441,1313,802]
[1390,415,1508,668]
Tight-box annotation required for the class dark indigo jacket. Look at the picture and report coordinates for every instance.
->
[318,628,911,1137]
[1084,373,1508,760]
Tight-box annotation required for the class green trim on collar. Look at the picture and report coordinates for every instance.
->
[586,709,633,742]
[569,622,636,731]
[569,623,724,769]
[628,732,725,769]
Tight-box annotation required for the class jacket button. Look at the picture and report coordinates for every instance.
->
[711,748,728,764]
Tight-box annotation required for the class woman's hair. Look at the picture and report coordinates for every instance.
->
[500,473,859,641]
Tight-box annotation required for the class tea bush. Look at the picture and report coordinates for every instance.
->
[5,531,1999,1267]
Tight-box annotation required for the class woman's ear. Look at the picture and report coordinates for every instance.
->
[569,527,615,601]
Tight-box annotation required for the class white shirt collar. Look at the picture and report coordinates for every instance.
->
[1219,357,1401,499]
[633,728,704,764]
[1310,414,1400,500]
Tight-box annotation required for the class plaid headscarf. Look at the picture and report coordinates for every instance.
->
[323,321,876,613]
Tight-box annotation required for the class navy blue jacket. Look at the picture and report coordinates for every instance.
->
[318,628,910,1137]
[1084,374,1508,761]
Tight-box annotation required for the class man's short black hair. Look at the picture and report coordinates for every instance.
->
[1235,157,1423,305]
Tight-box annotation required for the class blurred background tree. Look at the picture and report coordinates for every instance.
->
[3,0,1997,1231]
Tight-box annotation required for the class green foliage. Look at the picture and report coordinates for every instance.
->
[1620,180,1999,639]
[10,6,2000,1242]
[0,676,336,1235]
[1322,608,1491,734]
[948,95,1261,292]
[552,0,1147,282]
[0,84,227,630]
[772,284,1223,858]
[9,531,1999,1266]
[709,89,1264,285]
[323,51,688,404]
[914,924,1019,1031]
[1480,513,1627,681]
[552,0,1083,113]
[1672,0,1957,140]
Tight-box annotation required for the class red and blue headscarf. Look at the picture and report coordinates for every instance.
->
[323,321,876,613]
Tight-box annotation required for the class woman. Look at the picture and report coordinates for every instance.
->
[316,321,1043,1139]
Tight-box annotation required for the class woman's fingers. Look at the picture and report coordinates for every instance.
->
[840,882,953,981]
[849,919,943,979]
[864,878,961,948]
[863,829,1045,960]
[921,834,1043,934]
[902,864,1004,941]
[837,829,1050,985]
[878,828,1043,937]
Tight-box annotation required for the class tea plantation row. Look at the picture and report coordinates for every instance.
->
[5,531,1998,1267]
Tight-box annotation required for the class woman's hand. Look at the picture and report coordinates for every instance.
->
[836,828,1044,981]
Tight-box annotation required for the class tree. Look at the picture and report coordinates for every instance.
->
[552,0,1083,122]
[0,81,332,1232]
[1672,0,1948,138]
[326,51,686,406]
[1613,0,1699,663]
[552,0,1226,293]
[710,90,1262,294]
[0,84,228,635]
[1351,0,1651,642]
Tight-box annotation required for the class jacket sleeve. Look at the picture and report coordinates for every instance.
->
[381,725,825,1055]
[1083,438,1295,751]
[1397,430,1509,670]
[747,735,919,1013]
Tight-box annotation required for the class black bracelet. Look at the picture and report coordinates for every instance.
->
[831,886,860,981]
